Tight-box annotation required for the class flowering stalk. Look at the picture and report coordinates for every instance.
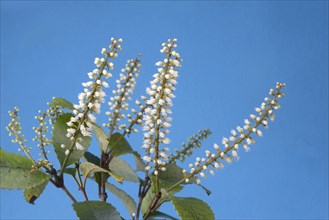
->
[108,103,148,156]
[105,55,142,139]
[32,111,51,161]
[59,38,122,177]
[168,129,212,164]
[141,39,182,196]
[6,107,36,165]
[166,82,286,192]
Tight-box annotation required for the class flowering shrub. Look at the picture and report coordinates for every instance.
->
[1,38,285,220]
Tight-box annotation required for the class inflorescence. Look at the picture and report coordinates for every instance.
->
[32,111,51,159]
[168,129,212,164]
[64,38,122,155]
[104,55,142,135]
[182,82,286,184]
[141,38,182,175]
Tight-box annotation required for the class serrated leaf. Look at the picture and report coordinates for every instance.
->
[105,182,136,216]
[52,113,91,167]
[148,211,178,220]
[49,97,74,110]
[109,133,132,156]
[132,151,145,172]
[0,148,49,189]
[169,196,215,220]
[80,162,123,184]
[24,179,49,204]
[73,201,121,220]
[92,123,109,152]
[109,157,139,182]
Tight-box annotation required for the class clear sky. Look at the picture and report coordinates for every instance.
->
[1,1,328,219]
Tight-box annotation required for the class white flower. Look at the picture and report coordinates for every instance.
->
[65,150,70,156]
[76,142,84,151]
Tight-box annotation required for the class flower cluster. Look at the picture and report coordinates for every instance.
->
[65,38,122,152]
[46,104,64,125]
[6,107,28,150]
[105,56,141,134]
[6,107,38,164]
[32,111,51,158]
[168,129,212,164]
[141,39,182,175]
[184,82,286,183]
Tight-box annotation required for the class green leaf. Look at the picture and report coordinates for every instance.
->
[199,184,212,196]
[84,152,107,186]
[52,113,91,167]
[148,211,178,220]
[92,123,109,152]
[141,187,156,215]
[159,164,211,195]
[84,151,101,165]
[109,157,139,182]
[63,168,76,178]
[24,179,49,204]
[0,148,49,189]
[105,182,136,216]
[141,185,176,215]
[169,196,215,220]
[80,162,123,184]
[132,151,145,172]
[73,201,121,220]
[49,97,74,110]
[158,164,185,184]
[109,133,132,156]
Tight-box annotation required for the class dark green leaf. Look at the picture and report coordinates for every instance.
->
[49,97,74,110]
[92,123,109,152]
[105,182,136,216]
[148,211,178,220]
[109,157,139,182]
[52,113,91,167]
[73,201,121,220]
[84,151,101,165]
[24,179,49,204]
[109,133,132,156]
[199,184,212,196]
[169,195,215,220]
[0,148,49,189]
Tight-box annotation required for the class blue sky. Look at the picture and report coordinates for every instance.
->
[1,1,328,219]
